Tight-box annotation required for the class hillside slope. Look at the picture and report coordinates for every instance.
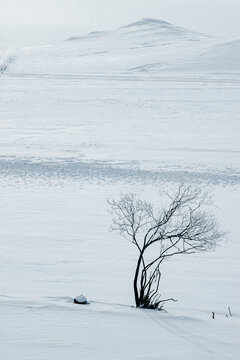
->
[5,18,240,75]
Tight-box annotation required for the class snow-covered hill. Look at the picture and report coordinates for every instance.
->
[5,18,240,75]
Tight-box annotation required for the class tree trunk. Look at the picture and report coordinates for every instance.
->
[133,253,143,307]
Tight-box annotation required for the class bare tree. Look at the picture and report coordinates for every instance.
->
[108,184,223,310]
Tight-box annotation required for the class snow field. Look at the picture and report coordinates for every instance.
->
[1,18,240,359]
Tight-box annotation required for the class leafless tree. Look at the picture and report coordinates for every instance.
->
[108,184,223,310]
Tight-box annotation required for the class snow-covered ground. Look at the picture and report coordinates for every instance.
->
[1,19,239,359]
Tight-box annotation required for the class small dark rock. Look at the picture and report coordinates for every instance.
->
[74,295,88,304]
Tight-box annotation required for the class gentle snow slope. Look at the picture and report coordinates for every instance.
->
[5,18,240,75]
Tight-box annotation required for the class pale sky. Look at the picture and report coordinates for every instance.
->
[0,0,240,46]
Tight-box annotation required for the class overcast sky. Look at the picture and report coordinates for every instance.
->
[1,0,240,47]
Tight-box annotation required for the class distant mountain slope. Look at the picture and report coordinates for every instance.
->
[65,18,210,46]
[0,48,15,73]
[4,19,240,75]
[183,39,240,72]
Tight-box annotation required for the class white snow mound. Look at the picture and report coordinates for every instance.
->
[5,18,240,75]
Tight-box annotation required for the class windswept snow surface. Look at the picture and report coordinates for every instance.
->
[1,19,240,359]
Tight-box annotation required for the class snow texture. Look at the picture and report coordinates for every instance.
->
[0,19,239,359]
